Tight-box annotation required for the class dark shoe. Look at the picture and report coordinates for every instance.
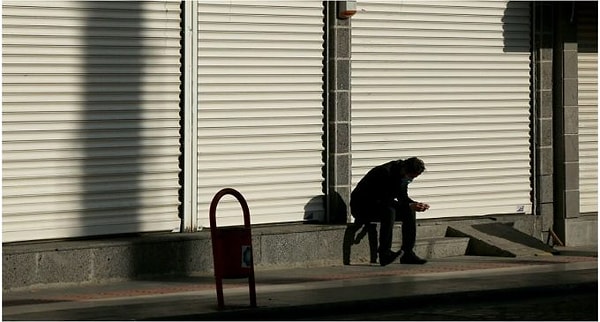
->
[379,250,403,267]
[400,251,427,265]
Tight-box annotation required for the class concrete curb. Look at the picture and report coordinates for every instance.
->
[156,280,597,321]
[4,258,595,321]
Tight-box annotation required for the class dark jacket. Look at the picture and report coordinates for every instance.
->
[350,159,415,217]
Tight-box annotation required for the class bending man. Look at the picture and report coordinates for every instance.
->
[350,157,429,266]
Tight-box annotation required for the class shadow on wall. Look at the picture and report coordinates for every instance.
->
[502,1,533,53]
[82,1,147,278]
[343,222,378,265]
[304,195,326,223]
[304,192,348,224]
[82,2,194,279]
[576,1,598,54]
[472,222,556,253]
[82,1,146,228]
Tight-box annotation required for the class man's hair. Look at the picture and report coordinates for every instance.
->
[404,157,426,174]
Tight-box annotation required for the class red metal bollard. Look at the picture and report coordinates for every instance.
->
[209,188,257,309]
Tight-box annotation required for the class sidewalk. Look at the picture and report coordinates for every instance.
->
[2,247,597,321]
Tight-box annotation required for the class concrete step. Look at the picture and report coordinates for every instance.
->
[447,222,556,257]
[346,223,469,264]
[563,215,598,247]
[415,224,449,239]
[412,237,470,259]
[392,224,470,259]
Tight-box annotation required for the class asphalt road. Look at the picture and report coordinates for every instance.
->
[302,289,598,321]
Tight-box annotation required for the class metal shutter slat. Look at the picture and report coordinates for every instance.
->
[196,2,325,227]
[351,1,532,219]
[2,1,182,242]
[577,4,598,214]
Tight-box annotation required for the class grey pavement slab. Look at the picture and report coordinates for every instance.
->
[2,254,597,321]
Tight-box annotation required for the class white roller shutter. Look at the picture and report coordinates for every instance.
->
[2,1,182,242]
[577,4,598,214]
[351,1,532,218]
[196,1,325,227]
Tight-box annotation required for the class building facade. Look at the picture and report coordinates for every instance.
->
[2,1,597,247]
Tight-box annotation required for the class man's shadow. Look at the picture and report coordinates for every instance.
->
[327,191,379,265]
[303,193,379,265]
[343,221,379,265]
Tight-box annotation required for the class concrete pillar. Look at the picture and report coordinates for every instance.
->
[552,2,580,243]
[325,2,353,223]
[533,2,555,242]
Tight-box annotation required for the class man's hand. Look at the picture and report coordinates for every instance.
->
[410,202,430,212]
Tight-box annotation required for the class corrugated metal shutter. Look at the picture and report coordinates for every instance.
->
[2,1,182,242]
[351,1,532,218]
[196,1,325,227]
[577,4,598,214]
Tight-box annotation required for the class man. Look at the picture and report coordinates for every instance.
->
[350,157,429,266]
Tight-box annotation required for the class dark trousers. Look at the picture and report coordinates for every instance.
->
[352,201,416,254]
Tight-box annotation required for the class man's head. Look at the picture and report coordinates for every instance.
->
[404,157,426,179]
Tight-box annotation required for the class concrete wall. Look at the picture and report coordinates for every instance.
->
[2,224,364,290]
[534,2,598,246]
[3,215,546,291]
